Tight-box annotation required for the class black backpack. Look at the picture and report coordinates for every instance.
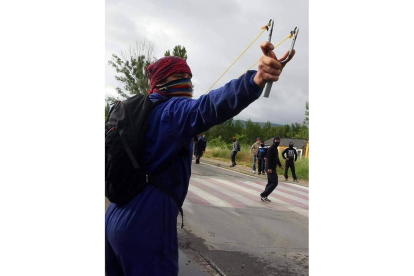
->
[105,94,164,205]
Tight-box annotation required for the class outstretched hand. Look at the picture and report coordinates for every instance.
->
[253,41,296,88]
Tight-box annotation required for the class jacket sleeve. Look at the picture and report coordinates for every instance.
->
[162,71,263,144]
[266,147,274,170]
[294,149,298,161]
[282,148,287,159]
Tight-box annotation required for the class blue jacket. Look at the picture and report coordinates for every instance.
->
[105,70,263,275]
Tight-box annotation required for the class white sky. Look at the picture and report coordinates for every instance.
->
[105,0,309,125]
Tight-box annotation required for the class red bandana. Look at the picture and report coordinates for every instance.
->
[147,56,192,94]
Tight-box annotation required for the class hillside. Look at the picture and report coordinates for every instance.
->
[233,119,284,128]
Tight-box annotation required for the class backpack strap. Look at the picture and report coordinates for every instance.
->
[145,142,190,229]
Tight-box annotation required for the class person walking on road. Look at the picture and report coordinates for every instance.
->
[257,141,268,175]
[260,136,284,202]
[250,137,261,173]
[230,136,240,167]
[195,135,206,164]
[282,142,298,182]
[193,135,200,157]
[106,42,295,275]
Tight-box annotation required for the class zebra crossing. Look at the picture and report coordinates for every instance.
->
[185,177,309,217]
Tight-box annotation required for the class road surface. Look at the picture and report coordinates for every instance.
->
[178,160,309,276]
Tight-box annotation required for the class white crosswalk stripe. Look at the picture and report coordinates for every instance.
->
[192,177,264,208]
[188,185,233,208]
[186,177,309,217]
[243,181,309,205]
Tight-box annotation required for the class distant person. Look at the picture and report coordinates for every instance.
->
[202,134,207,148]
[250,137,261,174]
[260,136,284,202]
[282,142,298,182]
[230,136,240,167]
[257,141,268,175]
[195,135,207,164]
[193,135,200,157]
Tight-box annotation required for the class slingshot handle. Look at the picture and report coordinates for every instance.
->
[263,81,273,98]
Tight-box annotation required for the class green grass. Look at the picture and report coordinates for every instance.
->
[204,146,309,180]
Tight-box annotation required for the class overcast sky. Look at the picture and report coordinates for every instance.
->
[106,0,309,125]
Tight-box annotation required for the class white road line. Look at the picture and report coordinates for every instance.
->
[188,185,233,208]
[192,177,264,208]
[279,182,309,192]
[243,181,308,205]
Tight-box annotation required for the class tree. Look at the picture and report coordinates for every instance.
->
[283,124,291,138]
[261,121,272,141]
[245,119,262,143]
[172,45,187,60]
[107,41,156,103]
[303,101,309,127]
[105,103,110,121]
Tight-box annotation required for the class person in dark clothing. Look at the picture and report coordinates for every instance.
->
[282,142,298,182]
[193,135,200,157]
[106,43,295,275]
[260,136,284,202]
[195,135,206,164]
[230,136,240,167]
[257,142,268,175]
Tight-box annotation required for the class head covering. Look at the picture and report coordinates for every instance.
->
[273,136,280,147]
[257,137,262,141]
[147,56,192,95]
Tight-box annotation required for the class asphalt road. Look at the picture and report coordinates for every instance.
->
[179,160,309,276]
[104,160,309,275]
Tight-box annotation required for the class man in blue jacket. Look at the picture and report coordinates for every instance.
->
[105,41,295,275]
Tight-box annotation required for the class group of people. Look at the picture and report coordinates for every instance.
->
[250,137,298,181]
[105,40,296,275]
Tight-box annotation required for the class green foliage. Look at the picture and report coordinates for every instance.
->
[107,41,156,103]
[172,45,188,60]
[105,103,110,121]
[207,136,230,149]
[164,45,188,60]
[107,42,189,105]
[303,101,309,127]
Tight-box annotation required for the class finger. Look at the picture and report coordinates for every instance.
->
[280,49,296,66]
[260,41,274,55]
[258,63,282,78]
[259,41,278,61]
[261,55,282,70]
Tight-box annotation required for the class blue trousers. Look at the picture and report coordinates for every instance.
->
[252,156,257,171]
[231,151,237,163]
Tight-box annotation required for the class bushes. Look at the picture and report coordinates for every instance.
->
[204,143,309,180]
